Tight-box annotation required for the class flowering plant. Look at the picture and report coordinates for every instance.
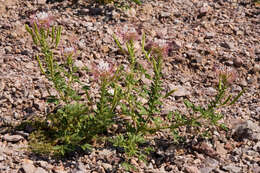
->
[215,65,237,86]
[30,12,54,29]
[145,38,172,58]
[24,18,244,169]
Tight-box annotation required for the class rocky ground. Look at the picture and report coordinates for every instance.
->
[0,0,259,172]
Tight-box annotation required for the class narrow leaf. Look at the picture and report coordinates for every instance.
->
[164,89,177,98]
[229,88,245,106]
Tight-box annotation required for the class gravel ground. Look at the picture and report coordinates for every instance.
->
[0,0,259,172]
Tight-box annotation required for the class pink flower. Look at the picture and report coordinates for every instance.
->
[92,59,116,81]
[145,38,171,58]
[30,12,54,29]
[214,65,237,85]
[62,46,76,57]
[116,24,141,42]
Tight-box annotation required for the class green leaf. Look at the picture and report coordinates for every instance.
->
[55,26,62,48]
[81,143,92,151]
[219,123,229,131]
[228,88,245,106]
[47,96,59,104]
[167,111,173,121]
[221,95,232,106]
[164,89,177,98]
[113,34,125,54]
[51,26,55,43]
[184,100,193,108]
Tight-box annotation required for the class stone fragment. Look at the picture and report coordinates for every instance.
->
[170,85,191,97]
[21,160,36,173]
[233,57,243,67]
[222,164,241,173]
[205,87,217,96]
[196,37,204,43]
[200,167,214,173]
[172,40,182,50]
[4,46,12,54]
[3,134,24,142]
[89,8,102,15]
[251,133,260,141]
[220,41,235,50]
[35,167,48,173]
[200,157,219,173]
[125,8,136,18]
[204,32,215,39]
[253,64,260,73]
[232,120,260,141]
[160,11,171,17]
[101,163,112,171]
[193,142,219,158]
[215,141,227,156]
[185,165,200,173]
[74,60,84,68]
[252,165,260,173]
[37,0,46,4]
[52,165,66,173]
[77,40,85,50]
[199,6,208,15]
[25,62,34,69]
[0,155,4,161]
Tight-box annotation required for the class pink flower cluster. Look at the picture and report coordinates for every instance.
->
[145,38,171,58]
[30,12,54,29]
[116,24,142,42]
[92,59,116,81]
[215,65,237,85]
[62,46,77,57]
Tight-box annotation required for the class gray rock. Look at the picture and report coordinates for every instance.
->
[172,40,182,50]
[185,165,200,173]
[252,165,260,173]
[160,11,171,17]
[232,120,260,141]
[0,155,4,161]
[101,163,112,171]
[233,57,243,67]
[4,46,12,54]
[253,142,260,152]
[200,167,214,173]
[36,161,52,170]
[76,171,85,173]
[220,41,235,50]
[205,32,215,39]
[35,167,48,173]
[246,150,259,157]
[205,87,217,96]
[22,163,36,173]
[247,120,260,132]
[37,0,46,5]
[74,60,84,68]
[89,8,103,15]
[256,107,260,115]
[25,62,35,69]
[3,134,24,142]
[169,85,191,97]
[200,157,219,173]
[215,141,227,156]
[77,40,85,50]
[78,9,89,15]
[15,131,29,138]
[222,164,241,173]
[253,64,260,73]
[199,5,210,16]
[251,133,260,141]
